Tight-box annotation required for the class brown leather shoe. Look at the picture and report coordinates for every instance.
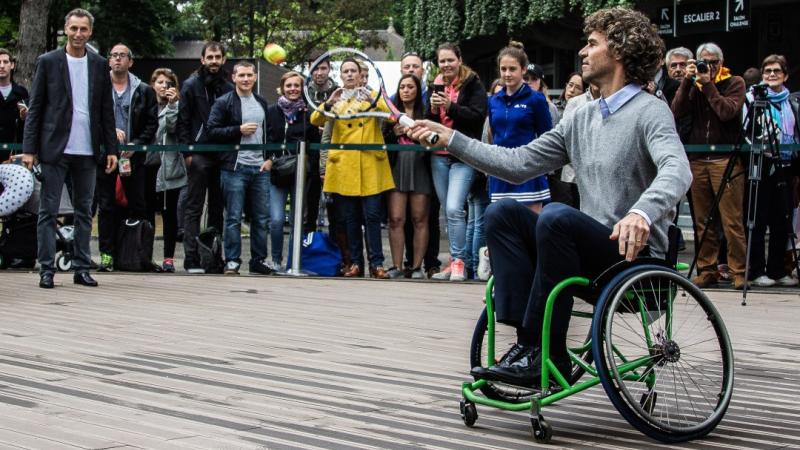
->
[733,275,748,290]
[343,263,361,278]
[370,266,390,279]
[692,272,718,289]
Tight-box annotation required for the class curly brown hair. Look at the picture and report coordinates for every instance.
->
[583,7,665,86]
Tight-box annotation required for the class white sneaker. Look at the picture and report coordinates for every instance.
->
[224,261,240,275]
[410,268,426,279]
[187,267,205,274]
[432,260,452,280]
[477,246,491,281]
[753,275,776,287]
[776,275,798,286]
[266,260,281,272]
[450,258,466,282]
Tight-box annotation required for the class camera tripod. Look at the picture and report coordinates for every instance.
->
[687,87,800,305]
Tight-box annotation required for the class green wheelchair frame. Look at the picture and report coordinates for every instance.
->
[460,262,735,444]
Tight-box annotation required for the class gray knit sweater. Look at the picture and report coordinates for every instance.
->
[448,91,692,256]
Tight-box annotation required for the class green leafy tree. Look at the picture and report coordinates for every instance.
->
[85,0,179,56]
[403,0,634,58]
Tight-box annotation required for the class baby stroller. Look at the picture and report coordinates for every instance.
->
[0,163,75,271]
[0,163,37,269]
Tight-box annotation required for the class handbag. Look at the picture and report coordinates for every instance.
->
[270,120,305,187]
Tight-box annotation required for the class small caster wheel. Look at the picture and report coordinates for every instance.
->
[56,254,72,272]
[460,399,478,427]
[531,415,552,443]
[640,391,657,415]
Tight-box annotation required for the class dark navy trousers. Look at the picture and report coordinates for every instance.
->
[485,199,626,358]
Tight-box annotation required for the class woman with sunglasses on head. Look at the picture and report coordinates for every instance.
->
[150,68,185,272]
[265,71,321,271]
[426,42,487,282]
[744,55,800,287]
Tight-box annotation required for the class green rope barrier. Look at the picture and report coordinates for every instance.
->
[3,142,800,153]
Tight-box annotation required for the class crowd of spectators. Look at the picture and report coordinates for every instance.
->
[2,8,799,290]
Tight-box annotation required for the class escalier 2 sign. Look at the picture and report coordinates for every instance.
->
[657,0,750,37]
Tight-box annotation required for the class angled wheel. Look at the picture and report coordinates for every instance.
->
[592,266,734,443]
[531,415,552,443]
[460,400,478,427]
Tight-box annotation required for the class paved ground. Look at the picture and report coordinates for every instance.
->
[0,271,798,449]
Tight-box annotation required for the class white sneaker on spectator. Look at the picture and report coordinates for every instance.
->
[753,275,776,287]
[450,258,466,282]
[776,275,798,286]
[410,268,426,279]
[224,261,240,275]
[386,267,404,279]
[432,260,452,280]
[266,260,281,272]
[477,246,491,281]
[187,268,205,274]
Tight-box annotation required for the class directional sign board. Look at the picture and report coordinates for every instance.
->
[678,1,726,35]
[657,5,675,35]
[728,0,750,30]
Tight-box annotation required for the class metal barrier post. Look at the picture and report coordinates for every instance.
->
[288,141,308,276]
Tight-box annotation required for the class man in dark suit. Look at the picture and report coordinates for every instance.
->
[22,8,118,289]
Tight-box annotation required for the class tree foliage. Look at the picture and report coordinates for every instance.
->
[402,0,634,58]
[169,0,392,67]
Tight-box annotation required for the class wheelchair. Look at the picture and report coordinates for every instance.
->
[460,229,734,444]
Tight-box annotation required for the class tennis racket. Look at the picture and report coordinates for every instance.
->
[304,47,438,145]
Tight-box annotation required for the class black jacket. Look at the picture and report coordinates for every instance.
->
[177,68,233,153]
[121,75,159,146]
[0,83,28,144]
[23,48,118,163]
[655,67,680,106]
[425,72,487,141]
[206,90,270,171]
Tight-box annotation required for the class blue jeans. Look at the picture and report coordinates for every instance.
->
[220,165,270,264]
[269,183,296,264]
[466,188,490,276]
[336,193,384,268]
[431,155,475,261]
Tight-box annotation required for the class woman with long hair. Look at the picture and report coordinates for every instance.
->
[150,68,186,272]
[427,42,487,281]
[382,74,431,279]
[488,42,552,213]
[265,71,321,270]
[310,58,394,279]
[557,72,585,114]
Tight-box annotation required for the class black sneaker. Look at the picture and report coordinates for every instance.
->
[249,259,273,275]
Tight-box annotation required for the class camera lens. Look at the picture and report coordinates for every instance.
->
[696,61,708,74]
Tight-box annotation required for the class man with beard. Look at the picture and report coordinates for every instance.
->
[95,43,158,271]
[0,48,28,162]
[410,7,691,386]
[177,41,233,273]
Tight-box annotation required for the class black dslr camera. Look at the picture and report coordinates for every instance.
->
[696,60,709,74]
[751,83,769,100]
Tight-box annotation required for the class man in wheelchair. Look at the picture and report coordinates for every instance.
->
[410,8,692,387]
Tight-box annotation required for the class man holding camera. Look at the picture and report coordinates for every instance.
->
[672,42,747,289]
[95,43,158,271]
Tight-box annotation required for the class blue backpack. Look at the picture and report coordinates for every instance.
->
[286,231,342,276]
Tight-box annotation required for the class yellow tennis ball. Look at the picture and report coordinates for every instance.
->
[263,43,287,65]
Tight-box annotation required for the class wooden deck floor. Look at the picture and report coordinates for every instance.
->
[0,272,798,449]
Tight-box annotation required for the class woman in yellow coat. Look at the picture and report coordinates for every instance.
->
[311,58,394,278]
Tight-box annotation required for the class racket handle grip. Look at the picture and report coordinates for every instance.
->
[398,115,439,146]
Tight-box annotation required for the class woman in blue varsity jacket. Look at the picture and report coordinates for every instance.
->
[487,42,553,213]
